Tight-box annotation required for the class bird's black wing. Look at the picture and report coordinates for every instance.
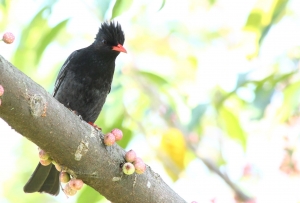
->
[52,50,80,97]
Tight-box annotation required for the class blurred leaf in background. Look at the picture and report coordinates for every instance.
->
[244,0,290,57]
[0,0,10,30]
[11,4,69,86]
[159,128,187,181]
[112,0,133,19]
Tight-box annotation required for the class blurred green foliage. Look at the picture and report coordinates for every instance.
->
[12,5,68,75]
[112,0,133,19]
[244,0,290,57]
[2,0,300,202]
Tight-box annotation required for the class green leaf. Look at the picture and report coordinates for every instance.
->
[188,104,208,129]
[259,0,289,44]
[35,19,69,65]
[244,0,290,57]
[12,6,53,73]
[76,185,104,203]
[158,0,165,11]
[219,107,247,150]
[0,0,9,30]
[252,71,295,118]
[138,70,169,86]
[251,74,275,115]
[245,9,263,31]
[273,70,296,83]
[208,0,217,5]
[111,0,133,19]
[252,81,274,118]
[20,6,52,45]
[278,81,300,121]
[0,0,7,8]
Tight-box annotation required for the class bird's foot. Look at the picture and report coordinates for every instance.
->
[88,122,102,130]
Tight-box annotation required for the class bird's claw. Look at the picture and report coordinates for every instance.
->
[88,122,102,130]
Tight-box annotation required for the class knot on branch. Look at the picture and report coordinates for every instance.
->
[75,140,89,161]
[29,94,47,117]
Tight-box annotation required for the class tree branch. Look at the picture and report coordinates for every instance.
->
[0,55,186,203]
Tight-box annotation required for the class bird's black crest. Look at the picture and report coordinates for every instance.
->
[96,21,125,45]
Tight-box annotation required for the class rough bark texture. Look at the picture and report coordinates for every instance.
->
[0,55,186,203]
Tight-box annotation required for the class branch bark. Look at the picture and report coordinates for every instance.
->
[0,55,186,203]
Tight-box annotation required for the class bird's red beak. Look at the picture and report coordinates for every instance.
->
[112,44,127,53]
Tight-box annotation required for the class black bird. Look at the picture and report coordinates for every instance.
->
[23,21,126,195]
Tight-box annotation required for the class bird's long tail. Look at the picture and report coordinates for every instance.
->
[23,163,60,195]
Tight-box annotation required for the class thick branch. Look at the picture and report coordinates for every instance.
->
[0,55,186,203]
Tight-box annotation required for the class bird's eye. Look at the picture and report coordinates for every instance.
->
[102,39,107,45]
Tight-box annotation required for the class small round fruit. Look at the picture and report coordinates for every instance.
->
[69,179,84,190]
[40,159,51,166]
[133,157,143,164]
[125,149,136,163]
[60,172,71,183]
[64,183,77,196]
[134,161,146,174]
[2,32,15,44]
[39,149,49,160]
[104,133,115,146]
[122,162,135,175]
[111,128,123,141]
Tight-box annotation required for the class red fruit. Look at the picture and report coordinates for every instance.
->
[134,161,146,174]
[60,172,71,183]
[125,149,136,163]
[69,179,84,190]
[64,183,77,196]
[104,132,115,146]
[111,128,123,141]
[133,157,143,164]
[40,159,51,166]
[0,85,4,96]
[122,162,135,175]
[2,32,15,44]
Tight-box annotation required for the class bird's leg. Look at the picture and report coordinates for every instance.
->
[88,122,102,131]
[69,109,100,130]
